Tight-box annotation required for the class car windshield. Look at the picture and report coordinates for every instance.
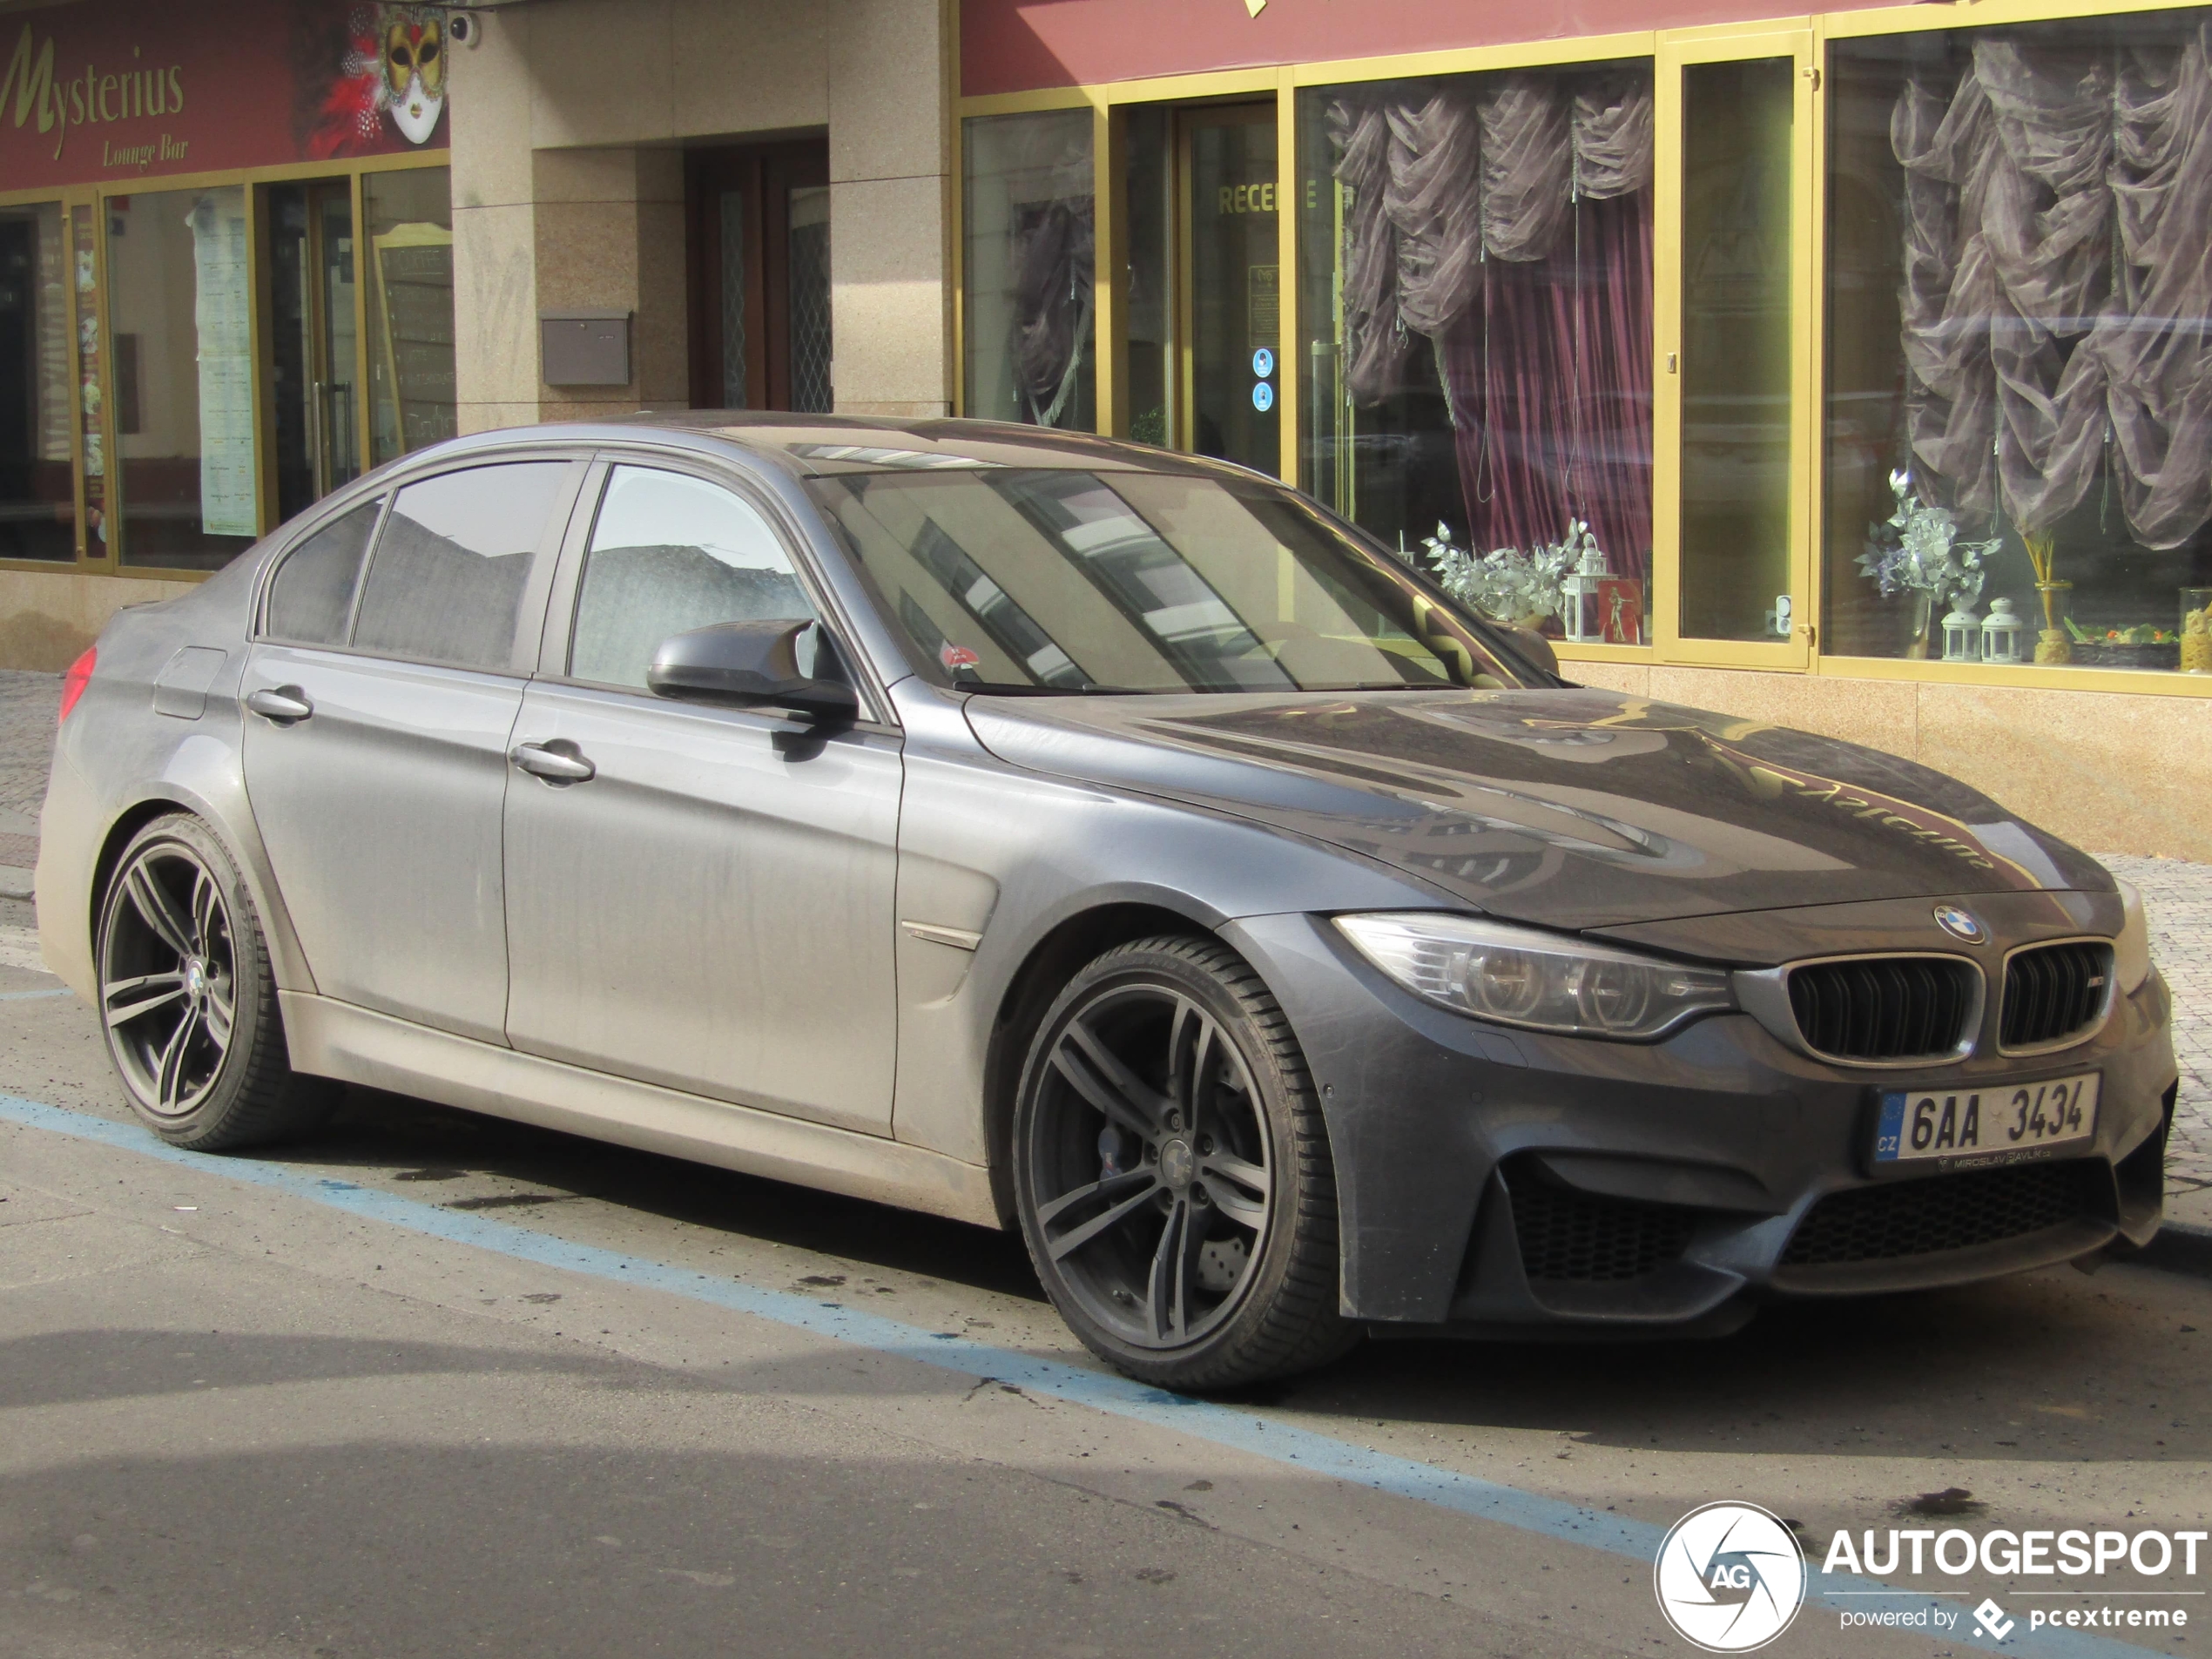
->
[808,467,1545,694]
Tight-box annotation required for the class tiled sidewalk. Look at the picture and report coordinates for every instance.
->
[0,664,2205,1215]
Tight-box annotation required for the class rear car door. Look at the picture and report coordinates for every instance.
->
[501,460,902,1136]
[241,458,582,1042]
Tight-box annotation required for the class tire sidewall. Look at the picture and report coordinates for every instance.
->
[1012,939,1318,1380]
[97,813,273,1143]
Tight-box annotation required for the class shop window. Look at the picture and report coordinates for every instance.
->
[1825,13,2212,675]
[364,167,456,467]
[0,203,73,563]
[107,185,260,571]
[963,109,1096,429]
[1297,64,1655,639]
[1680,57,1797,644]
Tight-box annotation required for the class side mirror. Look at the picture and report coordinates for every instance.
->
[646,618,860,723]
[1501,623,1560,680]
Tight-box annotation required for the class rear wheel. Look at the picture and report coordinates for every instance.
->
[96,814,336,1150]
[1012,935,1358,1391]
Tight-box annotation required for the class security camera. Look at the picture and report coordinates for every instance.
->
[447,10,481,45]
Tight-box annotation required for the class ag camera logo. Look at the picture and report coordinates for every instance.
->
[1655,1502,1808,1652]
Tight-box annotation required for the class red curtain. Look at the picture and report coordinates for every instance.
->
[1436,190,1655,582]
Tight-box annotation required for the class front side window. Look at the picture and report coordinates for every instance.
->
[813,466,1539,692]
[1298,62,1656,643]
[1825,12,2212,673]
[569,466,813,689]
[265,496,383,646]
[352,462,568,671]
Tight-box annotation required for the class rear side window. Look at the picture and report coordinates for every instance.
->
[352,462,570,671]
[265,497,382,645]
[568,466,814,690]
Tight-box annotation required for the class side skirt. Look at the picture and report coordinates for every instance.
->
[280,993,1003,1229]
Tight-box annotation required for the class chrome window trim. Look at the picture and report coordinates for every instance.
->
[1995,934,2118,1059]
[1733,951,1986,1070]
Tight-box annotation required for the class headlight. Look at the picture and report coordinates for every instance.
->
[2114,878,2153,994]
[1333,912,1736,1041]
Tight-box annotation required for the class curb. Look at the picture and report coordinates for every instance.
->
[2134,1220,2212,1281]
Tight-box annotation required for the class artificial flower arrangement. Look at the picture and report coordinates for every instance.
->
[1421,519,1602,628]
[1857,470,2000,655]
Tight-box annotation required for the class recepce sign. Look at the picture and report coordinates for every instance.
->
[0,0,448,192]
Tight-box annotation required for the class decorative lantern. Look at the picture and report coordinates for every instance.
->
[1941,604,1979,663]
[1559,543,1608,643]
[1980,597,2026,664]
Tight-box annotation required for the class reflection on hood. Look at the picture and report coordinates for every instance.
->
[965,688,2105,928]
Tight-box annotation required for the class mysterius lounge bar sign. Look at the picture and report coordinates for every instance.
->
[0,0,448,192]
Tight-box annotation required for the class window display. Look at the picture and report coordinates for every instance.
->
[1825,11,2212,673]
[963,109,1096,429]
[1298,63,1655,638]
[0,203,73,563]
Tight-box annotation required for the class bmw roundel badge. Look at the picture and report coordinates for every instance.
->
[1932,903,1986,944]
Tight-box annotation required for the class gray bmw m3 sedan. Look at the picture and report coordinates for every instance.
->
[37,415,2178,1390]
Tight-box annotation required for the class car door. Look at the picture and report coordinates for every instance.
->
[501,460,902,1136]
[241,458,582,1042]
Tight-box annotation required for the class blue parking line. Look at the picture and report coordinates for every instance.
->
[0,987,70,1001]
[0,1089,2166,1659]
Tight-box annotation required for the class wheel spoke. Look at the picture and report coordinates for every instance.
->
[1035,1165,1155,1230]
[1199,1164,1268,1227]
[201,983,234,1049]
[189,866,220,958]
[1044,1173,1164,1262]
[1146,1197,1193,1342]
[1052,1020,1168,1142]
[154,1008,201,1111]
[125,863,194,959]
[103,972,185,1029]
[1166,999,1220,1135]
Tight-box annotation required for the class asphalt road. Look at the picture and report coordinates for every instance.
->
[4,894,2210,1659]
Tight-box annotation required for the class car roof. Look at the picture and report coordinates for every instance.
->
[570,410,1238,479]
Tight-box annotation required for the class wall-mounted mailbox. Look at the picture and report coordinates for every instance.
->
[540,309,633,387]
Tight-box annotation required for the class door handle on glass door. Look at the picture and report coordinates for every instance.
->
[245,686,314,725]
[510,741,596,784]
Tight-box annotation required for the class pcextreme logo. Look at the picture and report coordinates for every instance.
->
[1654,1503,1808,1653]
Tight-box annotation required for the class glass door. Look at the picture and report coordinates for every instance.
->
[1653,30,1817,666]
[1178,105,1280,476]
[686,142,833,414]
[267,179,360,523]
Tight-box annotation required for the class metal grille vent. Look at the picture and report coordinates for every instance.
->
[1786,956,1978,1062]
[1781,1160,2105,1266]
[1508,1170,1696,1283]
[2001,941,2111,1052]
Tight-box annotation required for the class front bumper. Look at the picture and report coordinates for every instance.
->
[1227,907,2178,1335]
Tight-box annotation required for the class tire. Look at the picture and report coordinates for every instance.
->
[94,813,338,1150]
[1011,934,1359,1391]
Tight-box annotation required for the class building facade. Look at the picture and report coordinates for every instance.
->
[3,0,2208,861]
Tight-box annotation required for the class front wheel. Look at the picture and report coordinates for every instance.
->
[1011,935,1358,1391]
[95,813,337,1150]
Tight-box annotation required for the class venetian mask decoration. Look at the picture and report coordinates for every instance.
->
[382,10,446,145]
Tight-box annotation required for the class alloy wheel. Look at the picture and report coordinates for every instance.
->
[99,841,238,1118]
[1027,981,1275,1348]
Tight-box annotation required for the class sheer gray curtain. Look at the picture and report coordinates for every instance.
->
[1333,70,1653,403]
[1895,23,2212,549]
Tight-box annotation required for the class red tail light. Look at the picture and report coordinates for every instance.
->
[58,646,96,724]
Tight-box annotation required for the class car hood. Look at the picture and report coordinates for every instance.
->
[962,687,2107,929]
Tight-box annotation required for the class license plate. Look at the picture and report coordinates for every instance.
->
[1873,1073,2100,1168]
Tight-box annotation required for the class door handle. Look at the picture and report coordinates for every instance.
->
[510,740,596,784]
[245,685,314,725]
